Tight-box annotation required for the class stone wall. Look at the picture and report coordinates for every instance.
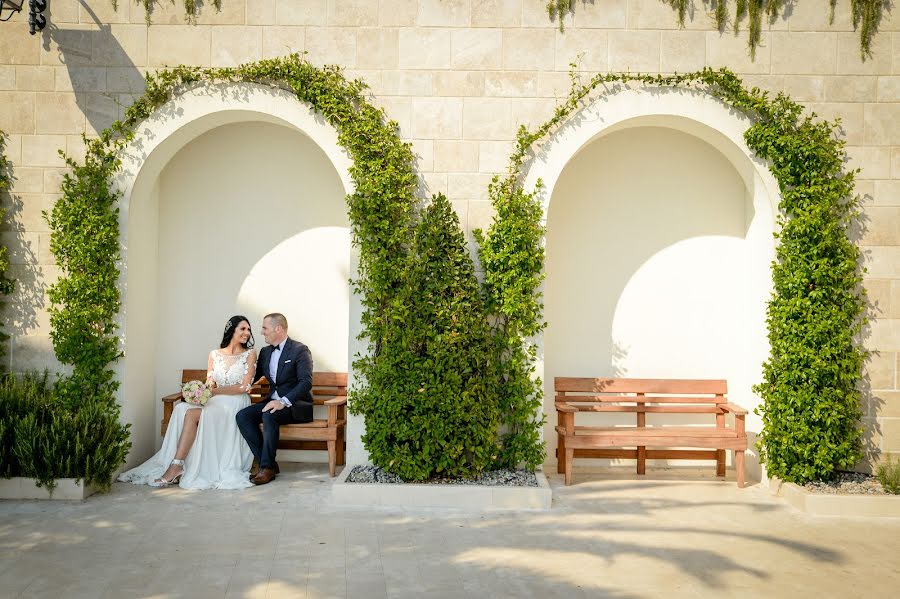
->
[0,0,897,468]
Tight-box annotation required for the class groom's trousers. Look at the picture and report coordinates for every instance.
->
[236,402,298,469]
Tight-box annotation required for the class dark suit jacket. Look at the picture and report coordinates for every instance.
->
[254,337,315,423]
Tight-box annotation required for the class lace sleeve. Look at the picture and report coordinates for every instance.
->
[206,351,215,385]
[241,350,258,389]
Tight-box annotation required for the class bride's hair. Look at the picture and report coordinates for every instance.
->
[220,315,255,350]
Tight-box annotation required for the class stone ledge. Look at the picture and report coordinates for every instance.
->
[331,465,552,510]
[0,477,98,500]
[770,477,900,518]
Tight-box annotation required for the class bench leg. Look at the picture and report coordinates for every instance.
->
[735,450,745,488]
[557,435,566,474]
[564,448,574,486]
[336,438,345,466]
[637,446,646,475]
[716,449,726,477]
[327,440,337,477]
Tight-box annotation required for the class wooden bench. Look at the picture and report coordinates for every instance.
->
[161,370,348,476]
[555,377,748,487]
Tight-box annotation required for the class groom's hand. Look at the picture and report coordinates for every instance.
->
[262,400,285,413]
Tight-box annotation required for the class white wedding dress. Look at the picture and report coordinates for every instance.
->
[119,349,255,490]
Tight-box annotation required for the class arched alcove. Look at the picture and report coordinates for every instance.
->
[525,88,780,482]
[112,83,365,468]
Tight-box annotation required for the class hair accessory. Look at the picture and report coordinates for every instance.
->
[224,320,235,335]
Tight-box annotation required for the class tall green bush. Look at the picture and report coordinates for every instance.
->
[355,195,501,479]
[46,139,123,408]
[475,179,547,470]
[747,96,867,482]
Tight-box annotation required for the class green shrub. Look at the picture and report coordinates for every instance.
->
[876,457,900,495]
[0,372,52,477]
[475,179,547,470]
[354,195,501,480]
[0,372,130,493]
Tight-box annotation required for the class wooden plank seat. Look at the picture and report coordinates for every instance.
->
[161,370,348,476]
[555,377,748,487]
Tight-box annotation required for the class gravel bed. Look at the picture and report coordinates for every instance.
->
[345,465,538,487]
[803,471,891,495]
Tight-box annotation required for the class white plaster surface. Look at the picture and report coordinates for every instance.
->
[0,477,97,500]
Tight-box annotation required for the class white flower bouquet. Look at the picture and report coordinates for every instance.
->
[182,380,212,406]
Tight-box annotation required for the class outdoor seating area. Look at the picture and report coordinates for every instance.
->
[555,378,748,487]
[2,2,900,596]
[162,371,348,476]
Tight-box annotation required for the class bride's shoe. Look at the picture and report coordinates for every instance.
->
[149,459,185,487]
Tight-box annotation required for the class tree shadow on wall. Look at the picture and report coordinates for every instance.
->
[852,195,882,473]
[0,180,47,370]
[41,1,146,135]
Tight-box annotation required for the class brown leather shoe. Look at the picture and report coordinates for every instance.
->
[249,462,279,480]
[252,467,276,485]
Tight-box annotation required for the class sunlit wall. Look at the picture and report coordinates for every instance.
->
[125,120,349,462]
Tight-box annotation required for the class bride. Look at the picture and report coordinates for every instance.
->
[119,315,257,490]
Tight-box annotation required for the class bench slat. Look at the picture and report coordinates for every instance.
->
[557,404,722,414]
[556,394,723,404]
[181,369,208,383]
[559,432,747,451]
[560,448,720,461]
[560,426,739,438]
[555,377,727,394]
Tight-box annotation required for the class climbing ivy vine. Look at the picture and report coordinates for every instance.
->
[107,1,887,62]
[548,1,886,60]
[499,65,868,483]
[111,0,223,24]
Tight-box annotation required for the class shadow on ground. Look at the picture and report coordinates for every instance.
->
[4,463,896,598]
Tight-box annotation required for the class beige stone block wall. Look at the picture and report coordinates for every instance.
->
[0,0,898,468]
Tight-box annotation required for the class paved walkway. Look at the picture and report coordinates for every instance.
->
[1,464,899,598]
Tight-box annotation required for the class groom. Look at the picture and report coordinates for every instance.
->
[236,312,314,485]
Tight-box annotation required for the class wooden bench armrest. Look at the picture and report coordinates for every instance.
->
[555,402,577,413]
[324,397,347,406]
[720,403,748,416]
[161,392,183,403]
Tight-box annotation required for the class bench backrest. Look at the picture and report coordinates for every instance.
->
[555,377,727,414]
[180,370,348,405]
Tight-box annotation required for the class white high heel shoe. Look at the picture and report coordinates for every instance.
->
[149,459,185,487]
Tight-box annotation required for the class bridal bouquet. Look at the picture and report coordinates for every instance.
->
[182,380,212,406]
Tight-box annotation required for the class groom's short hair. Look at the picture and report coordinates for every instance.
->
[264,312,288,331]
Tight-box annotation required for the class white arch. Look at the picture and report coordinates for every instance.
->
[111,83,367,467]
[524,87,781,216]
[525,86,780,483]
